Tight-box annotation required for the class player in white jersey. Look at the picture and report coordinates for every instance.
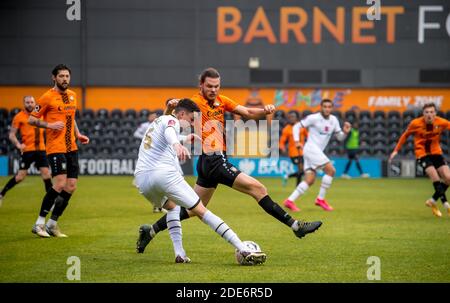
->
[134,98,266,264]
[283,99,351,211]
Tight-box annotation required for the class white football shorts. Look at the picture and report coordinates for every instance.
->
[134,169,200,210]
[303,143,330,171]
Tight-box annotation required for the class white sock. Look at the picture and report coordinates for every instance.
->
[318,175,333,200]
[36,216,46,225]
[291,220,300,231]
[46,219,57,228]
[202,210,246,251]
[288,181,309,202]
[166,206,186,257]
[443,202,450,209]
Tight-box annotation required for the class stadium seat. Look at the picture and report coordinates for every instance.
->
[155,109,164,117]
[110,109,123,119]
[274,110,286,120]
[446,110,450,120]
[81,108,95,119]
[9,108,21,119]
[139,109,150,119]
[97,108,109,119]
[344,110,356,121]
[0,108,8,120]
[373,110,385,120]
[387,110,401,121]
[124,109,137,119]
[224,112,234,120]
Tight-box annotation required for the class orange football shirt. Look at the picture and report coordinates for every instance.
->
[31,88,78,154]
[394,116,450,158]
[279,124,308,157]
[191,93,239,153]
[11,110,46,152]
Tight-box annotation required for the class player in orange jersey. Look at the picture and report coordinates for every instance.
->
[136,68,322,254]
[279,111,308,211]
[389,103,450,217]
[0,96,52,207]
[28,64,90,237]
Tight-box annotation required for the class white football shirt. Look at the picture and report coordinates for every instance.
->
[134,115,182,176]
[293,112,343,151]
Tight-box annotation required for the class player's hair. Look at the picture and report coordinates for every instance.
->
[422,103,436,111]
[174,98,200,113]
[287,110,300,120]
[52,64,71,76]
[321,99,333,106]
[199,67,220,83]
[22,95,34,102]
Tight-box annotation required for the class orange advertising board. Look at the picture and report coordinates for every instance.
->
[0,86,448,112]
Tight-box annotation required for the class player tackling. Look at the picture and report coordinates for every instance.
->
[134,98,266,264]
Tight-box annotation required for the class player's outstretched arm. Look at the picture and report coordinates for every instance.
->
[232,104,275,120]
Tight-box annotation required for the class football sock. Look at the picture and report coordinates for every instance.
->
[46,219,57,228]
[202,210,246,252]
[443,202,450,209]
[153,207,189,234]
[288,181,309,202]
[432,181,441,201]
[167,206,186,257]
[0,177,18,196]
[318,175,333,200]
[36,216,46,225]
[258,195,295,228]
[50,190,72,221]
[38,188,60,217]
[440,182,448,203]
[43,178,52,192]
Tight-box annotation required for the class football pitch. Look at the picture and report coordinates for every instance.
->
[0,176,449,283]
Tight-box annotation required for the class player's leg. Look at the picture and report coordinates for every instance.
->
[424,164,443,217]
[232,172,322,239]
[437,163,450,215]
[342,150,353,178]
[315,162,335,211]
[163,200,189,263]
[189,199,266,265]
[0,152,33,203]
[37,152,52,192]
[32,171,66,238]
[46,152,79,237]
[0,170,27,202]
[284,169,316,211]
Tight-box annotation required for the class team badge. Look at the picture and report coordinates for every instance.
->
[168,120,176,126]
[70,95,74,100]
[62,163,67,170]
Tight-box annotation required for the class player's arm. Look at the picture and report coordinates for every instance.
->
[292,122,304,150]
[335,122,351,142]
[164,98,180,115]
[74,120,90,144]
[164,125,190,162]
[389,124,413,162]
[232,104,275,120]
[28,115,64,130]
[8,127,26,153]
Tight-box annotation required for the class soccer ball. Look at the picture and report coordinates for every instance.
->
[235,240,262,265]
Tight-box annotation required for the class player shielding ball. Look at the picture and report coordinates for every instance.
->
[389,103,450,217]
[134,98,266,264]
[284,99,351,211]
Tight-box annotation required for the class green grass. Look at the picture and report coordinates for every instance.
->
[0,176,449,282]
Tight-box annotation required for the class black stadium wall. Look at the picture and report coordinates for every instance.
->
[0,0,449,88]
